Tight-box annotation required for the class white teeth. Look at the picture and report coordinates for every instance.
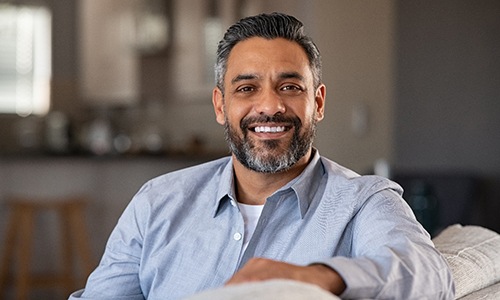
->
[254,126,285,133]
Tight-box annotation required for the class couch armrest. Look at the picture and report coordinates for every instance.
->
[433,224,500,299]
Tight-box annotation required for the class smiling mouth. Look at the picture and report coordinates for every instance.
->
[242,115,298,134]
[252,125,287,133]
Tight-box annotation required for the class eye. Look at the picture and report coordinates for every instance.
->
[282,85,300,91]
[236,85,255,93]
[280,84,304,93]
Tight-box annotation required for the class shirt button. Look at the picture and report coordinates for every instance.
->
[230,200,237,207]
[233,232,242,241]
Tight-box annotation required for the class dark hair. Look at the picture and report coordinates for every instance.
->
[215,12,322,93]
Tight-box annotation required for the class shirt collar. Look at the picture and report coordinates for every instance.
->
[213,149,325,218]
[213,157,236,217]
[280,148,325,218]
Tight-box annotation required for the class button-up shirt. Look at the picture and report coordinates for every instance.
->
[69,151,454,299]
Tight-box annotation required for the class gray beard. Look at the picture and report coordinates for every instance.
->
[224,114,316,173]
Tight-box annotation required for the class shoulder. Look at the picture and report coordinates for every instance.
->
[128,156,231,209]
[117,156,231,225]
[319,156,403,207]
[146,156,231,189]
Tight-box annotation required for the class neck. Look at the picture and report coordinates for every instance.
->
[232,149,313,205]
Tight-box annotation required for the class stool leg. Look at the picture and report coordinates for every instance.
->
[68,204,95,279]
[16,206,35,300]
[60,207,76,297]
[0,207,21,297]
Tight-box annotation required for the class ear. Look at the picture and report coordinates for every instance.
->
[212,87,226,125]
[314,84,326,121]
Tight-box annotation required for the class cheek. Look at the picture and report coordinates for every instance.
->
[226,104,251,125]
[290,104,316,124]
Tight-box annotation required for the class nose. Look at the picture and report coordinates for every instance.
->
[255,89,286,116]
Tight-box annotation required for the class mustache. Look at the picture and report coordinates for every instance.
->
[240,114,302,131]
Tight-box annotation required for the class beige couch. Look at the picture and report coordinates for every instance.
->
[187,225,500,300]
[434,224,500,299]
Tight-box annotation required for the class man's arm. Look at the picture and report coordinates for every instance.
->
[226,258,346,295]
[69,192,147,299]
[227,188,455,299]
[317,188,454,299]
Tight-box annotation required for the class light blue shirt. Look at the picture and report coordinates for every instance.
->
[70,151,454,299]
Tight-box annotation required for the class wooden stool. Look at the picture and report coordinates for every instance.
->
[0,197,96,300]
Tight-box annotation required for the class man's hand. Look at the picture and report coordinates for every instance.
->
[226,258,346,295]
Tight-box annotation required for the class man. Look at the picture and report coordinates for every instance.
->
[70,13,454,299]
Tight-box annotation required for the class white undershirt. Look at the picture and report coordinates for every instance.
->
[237,203,264,254]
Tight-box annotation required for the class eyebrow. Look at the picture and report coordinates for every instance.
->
[230,72,305,85]
[279,71,304,82]
[231,74,259,85]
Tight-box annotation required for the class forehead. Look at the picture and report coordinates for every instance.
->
[225,37,312,82]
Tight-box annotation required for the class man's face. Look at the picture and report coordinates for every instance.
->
[213,37,325,173]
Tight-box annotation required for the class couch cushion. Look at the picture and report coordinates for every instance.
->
[184,279,340,300]
[432,224,500,299]
[457,281,500,300]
